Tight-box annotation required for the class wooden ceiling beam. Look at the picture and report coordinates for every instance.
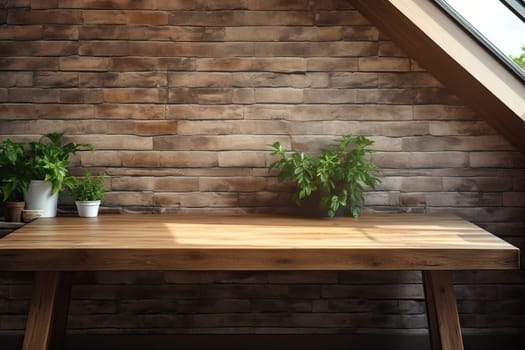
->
[350,0,525,154]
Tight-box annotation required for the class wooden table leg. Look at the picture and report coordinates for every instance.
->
[423,270,464,350]
[22,271,73,350]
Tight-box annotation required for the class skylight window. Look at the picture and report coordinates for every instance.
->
[435,0,525,80]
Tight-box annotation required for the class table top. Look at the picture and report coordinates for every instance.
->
[0,213,519,271]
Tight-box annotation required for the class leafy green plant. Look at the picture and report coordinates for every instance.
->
[0,139,30,201]
[509,46,525,70]
[269,135,381,218]
[27,133,93,194]
[67,172,105,201]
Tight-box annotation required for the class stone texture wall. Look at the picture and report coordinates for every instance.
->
[1,0,524,339]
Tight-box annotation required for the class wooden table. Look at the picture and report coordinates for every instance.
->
[0,213,519,350]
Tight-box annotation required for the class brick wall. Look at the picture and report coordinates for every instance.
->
[1,0,525,338]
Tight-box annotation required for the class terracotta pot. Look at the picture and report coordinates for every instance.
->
[4,201,25,222]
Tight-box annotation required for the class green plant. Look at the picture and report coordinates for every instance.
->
[269,135,381,218]
[0,139,30,201]
[509,46,525,70]
[27,133,93,194]
[67,172,105,201]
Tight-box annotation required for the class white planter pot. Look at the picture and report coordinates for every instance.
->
[25,180,59,218]
[75,200,101,218]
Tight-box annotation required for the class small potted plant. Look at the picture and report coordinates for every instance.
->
[0,140,30,222]
[269,135,381,218]
[67,172,105,217]
[25,133,93,217]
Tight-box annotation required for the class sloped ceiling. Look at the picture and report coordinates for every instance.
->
[350,0,525,154]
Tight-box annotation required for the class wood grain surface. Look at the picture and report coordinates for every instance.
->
[0,213,519,271]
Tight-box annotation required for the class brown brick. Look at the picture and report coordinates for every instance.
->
[364,191,400,206]
[0,41,78,57]
[425,192,502,207]
[153,192,239,208]
[68,134,152,150]
[378,41,407,57]
[0,72,33,87]
[104,191,153,206]
[153,135,290,151]
[168,11,312,26]
[0,103,95,119]
[29,0,59,9]
[254,41,376,57]
[232,88,255,104]
[8,8,82,24]
[177,120,288,136]
[373,152,469,168]
[238,191,290,207]
[443,177,513,192]
[330,72,377,88]
[82,10,168,25]
[59,88,103,103]
[303,88,356,103]
[315,10,370,25]
[470,152,525,168]
[378,176,444,192]
[0,24,42,39]
[199,177,266,192]
[359,57,410,72]
[503,192,525,207]
[410,59,427,72]
[413,105,477,120]
[196,58,306,72]
[402,135,513,152]
[246,0,307,10]
[218,151,267,167]
[243,104,413,121]
[7,88,59,102]
[356,88,417,104]
[79,72,167,88]
[112,177,199,192]
[157,151,218,167]
[167,105,243,120]
[42,24,78,39]
[80,25,224,41]
[112,57,195,71]
[232,72,307,88]
[429,121,494,136]
[316,26,342,41]
[34,72,77,87]
[379,72,442,88]
[322,284,423,299]
[306,57,358,71]
[168,87,233,104]
[79,41,130,56]
[111,42,254,58]
[0,119,176,136]
[95,104,166,119]
[59,56,111,71]
[103,88,167,103]
[79,151,122,167]
[255,88,303,103]
[224,26,315,41]
[52,0,158,9]
[0,57,58,70]
[168,72,232,88]
[342,26,379,41]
